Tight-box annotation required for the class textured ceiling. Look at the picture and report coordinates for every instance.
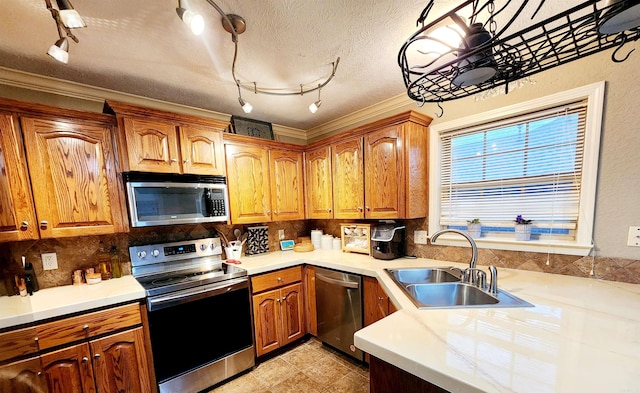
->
[0,0,586,130]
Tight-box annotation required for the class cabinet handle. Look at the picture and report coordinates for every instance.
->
[20,221,29,230]
[82,357,89,362]
[40,221,48,228]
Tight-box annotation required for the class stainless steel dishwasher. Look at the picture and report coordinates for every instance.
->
[315,267,364,361]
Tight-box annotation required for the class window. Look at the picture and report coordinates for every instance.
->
[429,82,605,255]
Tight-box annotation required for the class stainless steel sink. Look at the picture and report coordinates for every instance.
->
[385,267,461,285]
[385,267,533,309]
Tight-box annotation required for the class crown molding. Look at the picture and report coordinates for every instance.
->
[0,66,417,144]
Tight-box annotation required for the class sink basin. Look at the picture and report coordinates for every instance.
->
[385,267,533,309]
[403,282,533,309]
[385,267,461,285]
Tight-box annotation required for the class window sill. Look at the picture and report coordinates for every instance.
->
[429,234,592,256]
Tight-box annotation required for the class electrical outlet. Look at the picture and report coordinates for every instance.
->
[627,226,640,247]
[414,230,428,245]
[42,253,58,270]
[278,229,285,240]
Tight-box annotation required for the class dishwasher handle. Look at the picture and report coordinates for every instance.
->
[315,273,359,289]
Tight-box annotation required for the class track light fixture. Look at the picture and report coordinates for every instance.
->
[309,86,322,114]
[179,0,339,114]
[176,0,205,36]
[44,0,83,64]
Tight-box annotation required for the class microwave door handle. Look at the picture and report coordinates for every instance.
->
[315,273,359,289]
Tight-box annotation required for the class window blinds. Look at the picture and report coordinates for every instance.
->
[439,100,587,230]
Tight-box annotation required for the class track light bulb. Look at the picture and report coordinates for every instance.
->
[309,100,322,114]
[55,0,86,28]
[238,97,253,113]
[47,37,69,64]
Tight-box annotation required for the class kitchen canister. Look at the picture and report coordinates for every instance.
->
[321,234,333,250]
[311,229,323,249]
[332,237,341,250]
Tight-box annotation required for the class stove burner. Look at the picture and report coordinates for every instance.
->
[151,276,188,286]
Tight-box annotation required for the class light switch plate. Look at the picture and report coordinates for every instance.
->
[42,253,58,270]
[414,230,428,245]
[627,226,640,247]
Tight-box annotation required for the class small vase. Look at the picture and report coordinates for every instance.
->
[467,223,482,239]
[515,224,532,241]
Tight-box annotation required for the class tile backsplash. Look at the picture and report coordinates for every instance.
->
[2,217,638,296]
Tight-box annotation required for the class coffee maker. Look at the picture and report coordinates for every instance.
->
[371,224,406,260]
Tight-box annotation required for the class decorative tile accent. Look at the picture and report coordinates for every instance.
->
[245,226,269,256]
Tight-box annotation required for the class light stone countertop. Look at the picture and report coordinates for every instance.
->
[2,249,639,393]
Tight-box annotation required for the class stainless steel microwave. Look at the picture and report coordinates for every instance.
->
[123,172,229,227]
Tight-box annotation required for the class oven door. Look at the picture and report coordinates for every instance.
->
[146,278,253,386]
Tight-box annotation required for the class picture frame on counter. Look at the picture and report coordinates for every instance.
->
[231,116,274,140]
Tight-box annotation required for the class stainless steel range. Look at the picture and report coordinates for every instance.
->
[130,237,254,393]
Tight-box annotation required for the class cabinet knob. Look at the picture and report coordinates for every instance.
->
[171,158,178,162]
[365,206,370,211]
[266,210,271,215]
[20,221,29,230]
[327,208,332,213]
[277,277,282,281]
[82,357,89,362]
[94,353,101,359]
[40,221,48,229]
[37,371,42,377]
[357,207,363,212]
[281,297,286,301]
[83,324,89,330]
[273,210,278,215]
[276,298,281,303]
[183,159,190,163]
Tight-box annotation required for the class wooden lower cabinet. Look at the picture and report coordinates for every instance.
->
[363,277,397,364]
[370,356,448,393]
[252,283,305,357]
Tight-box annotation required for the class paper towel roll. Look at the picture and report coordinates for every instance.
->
[311,230,323,249]
[321,234,333,250]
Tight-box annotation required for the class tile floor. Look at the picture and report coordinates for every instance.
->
[209,338,370,393]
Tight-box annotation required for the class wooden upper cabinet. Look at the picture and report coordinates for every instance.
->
[332,137,364,219]
[0,113,38,242]
[20,116,126,238]
[225,144,271,224]
[122,117,180,173]
[179,125,225,176]
[365,125,403,219]
[304,146,333,219]
[269,149,304,221]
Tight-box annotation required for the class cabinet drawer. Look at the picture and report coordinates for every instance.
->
[0,326,38,363]
[36,303,142,351]
[251,266,302,293]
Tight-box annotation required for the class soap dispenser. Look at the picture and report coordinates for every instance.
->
[23,256,39,294]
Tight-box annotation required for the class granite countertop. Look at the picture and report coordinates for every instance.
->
[2,249,639,393]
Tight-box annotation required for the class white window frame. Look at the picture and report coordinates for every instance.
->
[428,82,605,256]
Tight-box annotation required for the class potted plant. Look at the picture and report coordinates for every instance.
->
[466,218,482,239]
[514,215,533,241]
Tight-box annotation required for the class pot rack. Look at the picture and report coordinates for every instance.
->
[399,0,640,107]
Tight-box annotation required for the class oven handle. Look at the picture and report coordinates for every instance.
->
[147,277,248,312]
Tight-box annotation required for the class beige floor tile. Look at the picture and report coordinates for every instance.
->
[301,354,353,385]
[269,371,325,393]
[210,372,270,393]
[326,371,370,393]
[252,357,295,388]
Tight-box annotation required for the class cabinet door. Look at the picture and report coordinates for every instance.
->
[304,146,333,219]
[252,289,282,357]
[303,265,318,336]
[0,356,48,393]
[0,114,38,242]
[41,343,96,393]
[365,126,403,219]
[280,282,305,346]
[90,328,151,393]
[21,117,125,238]
[225,144,271,224]
[269,149,304,221]
[179,125,225,176]
[122,117,180,173]
[332,138,364,219]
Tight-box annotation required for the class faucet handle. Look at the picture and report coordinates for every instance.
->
[464,268,487,289]
[488,265,498,295]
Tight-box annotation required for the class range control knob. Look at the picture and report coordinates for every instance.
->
[200,244,207,251]
[210,243,215,250]
[137,251,147,259]
[151,249,160,257]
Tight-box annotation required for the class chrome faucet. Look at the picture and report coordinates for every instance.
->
[430,229,478,270]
